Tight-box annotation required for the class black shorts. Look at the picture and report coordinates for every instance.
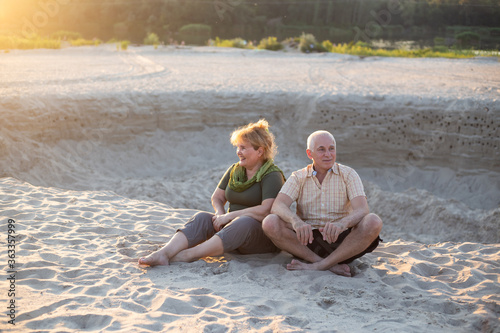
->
[307,229,382,265]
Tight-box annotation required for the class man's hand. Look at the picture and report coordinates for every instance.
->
[292,219,314,245]
[320,222,347,244]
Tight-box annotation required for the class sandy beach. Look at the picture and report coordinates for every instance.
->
[0,45,499,332]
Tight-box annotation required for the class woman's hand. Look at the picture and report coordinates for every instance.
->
[212,213,232,232]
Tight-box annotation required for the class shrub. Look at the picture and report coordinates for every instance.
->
[120,40,130,50]
[144,32,160,45]
[328,41,474,59]
[70,38,102,46]
[178,24,211,45]
[434,37,445,46]
[322,40,333,52]
[0,36,13,49]
[432,45,448,53]
[0,35,61,50]
[50,30,82,41]
[299,33,327,53]
[213,37,249,48]
[328,27,354,43]
[455,31,480,48]
[257,37,283,51]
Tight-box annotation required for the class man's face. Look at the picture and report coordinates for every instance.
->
[306,135,336,171]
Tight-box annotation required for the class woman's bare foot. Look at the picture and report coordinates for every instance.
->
[138,250,170,266]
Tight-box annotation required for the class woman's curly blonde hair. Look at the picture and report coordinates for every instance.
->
[230,119,277,161]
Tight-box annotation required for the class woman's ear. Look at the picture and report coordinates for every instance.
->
[258,147,264,157]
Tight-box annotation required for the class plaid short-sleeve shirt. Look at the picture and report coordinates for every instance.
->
[279,163,366,229]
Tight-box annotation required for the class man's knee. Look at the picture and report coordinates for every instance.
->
[262,214,281,236]
[362,213,383,235]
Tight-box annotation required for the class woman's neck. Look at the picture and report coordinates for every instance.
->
[245,161,264,179]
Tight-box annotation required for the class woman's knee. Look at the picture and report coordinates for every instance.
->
[218,216,259,251]
[194,211,214,220]
[180,211,215,247]
[191,211,214,226]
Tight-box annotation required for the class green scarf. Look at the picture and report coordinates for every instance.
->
[229,159,284,192]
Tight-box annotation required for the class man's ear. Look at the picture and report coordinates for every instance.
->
[306,149,313,160]
[258,147,264,157]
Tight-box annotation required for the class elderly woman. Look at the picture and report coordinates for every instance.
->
[139,119,285,266]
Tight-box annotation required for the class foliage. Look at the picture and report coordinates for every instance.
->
[0,35,61,50]
[144,33,160,46]
[434,37,445,46]
[119,40,130,51]
[328,27,354,43]
[69,38,102,47]
[322,40,333,52]
[178,24,212,45]
[51,31,83,41]
[257,37,283,51]
[329,41,475,59]
[212,37,250,49]
[299,33,327,53]
[432,45,449,53]
[455,31,481,48]
[0,0,499,49]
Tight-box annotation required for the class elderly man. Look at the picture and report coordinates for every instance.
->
[262,130,382,276]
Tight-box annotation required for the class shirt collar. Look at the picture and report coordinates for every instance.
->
[307,163,339,177]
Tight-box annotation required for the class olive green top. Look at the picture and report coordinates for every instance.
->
[218,163,285,212]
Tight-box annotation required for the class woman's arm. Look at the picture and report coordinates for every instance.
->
[212,171,284,230]
[226,197,274,221]
[211,188,227,215]
[212,198,275,231]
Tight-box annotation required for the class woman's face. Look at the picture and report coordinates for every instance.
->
[235,140,263,169]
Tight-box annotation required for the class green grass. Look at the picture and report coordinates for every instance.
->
[0,35,61,50]
[0,31,496,60]
[50,30,82,41]
[209,35,484,59]
[324,41,477,59]
[69,38,102,47]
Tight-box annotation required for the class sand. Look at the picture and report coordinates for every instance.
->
[0,45,499,332]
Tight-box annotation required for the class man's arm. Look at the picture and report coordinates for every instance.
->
[271,193,314,245]
[320,196,370,244]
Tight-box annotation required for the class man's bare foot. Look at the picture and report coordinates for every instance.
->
[286,259,351,277]
[329,264,351,277]
[138,250,170,266]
